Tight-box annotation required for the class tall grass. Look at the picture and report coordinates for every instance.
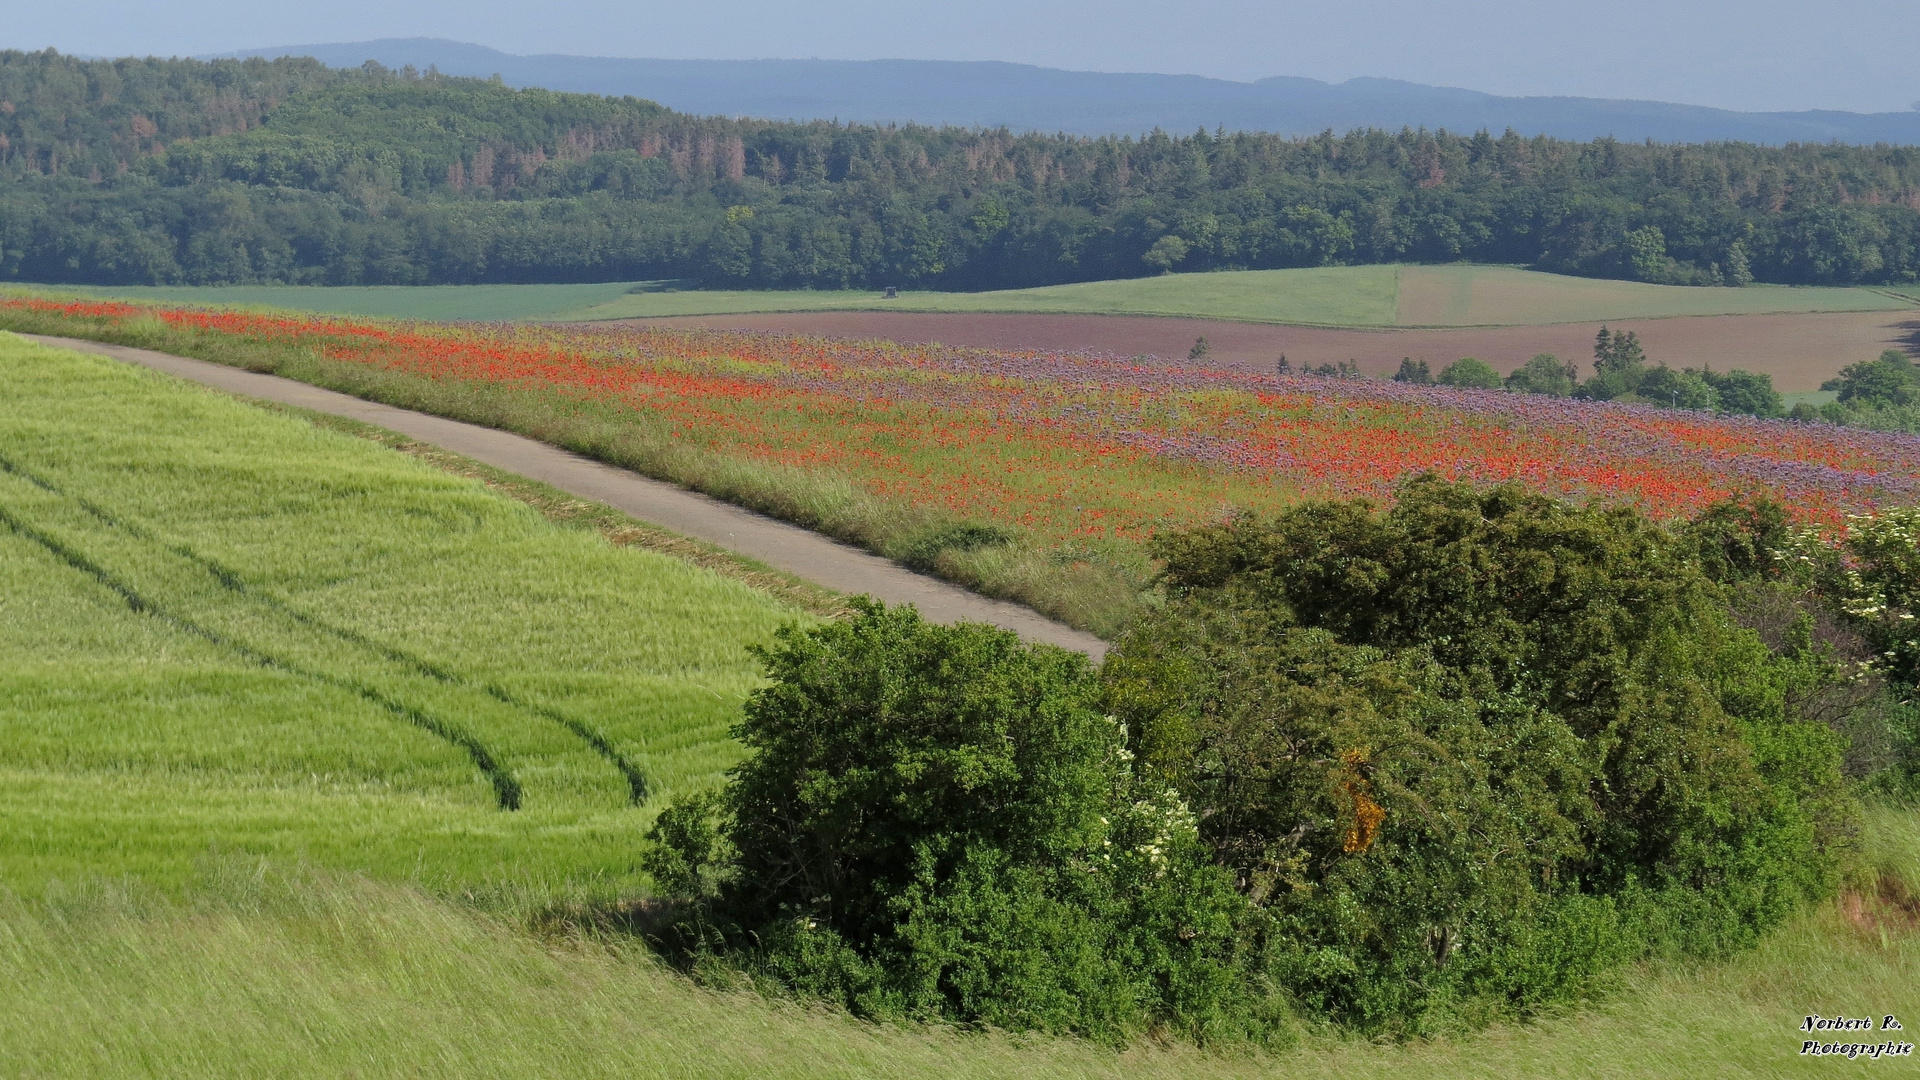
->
[0,843,1913,1079]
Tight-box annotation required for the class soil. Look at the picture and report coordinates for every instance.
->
[610,310,1920,392]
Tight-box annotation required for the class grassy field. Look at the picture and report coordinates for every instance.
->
[0,334,806,899]
[48,265,1918,327]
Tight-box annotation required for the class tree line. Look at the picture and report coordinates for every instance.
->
[2,49,1919,289]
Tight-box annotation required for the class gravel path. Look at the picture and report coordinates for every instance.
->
[22,333,1109,660]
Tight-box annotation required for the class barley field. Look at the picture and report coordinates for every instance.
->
[0,333,803,899]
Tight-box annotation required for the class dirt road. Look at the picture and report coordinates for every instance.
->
[22,334,1109,660]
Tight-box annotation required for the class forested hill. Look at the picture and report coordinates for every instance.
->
[226,39,1920,146]
[2,49,1918,290]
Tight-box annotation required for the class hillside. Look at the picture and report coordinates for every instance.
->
[1,51,1918,291]
[227,38,1920,145]
[3,327,1918,1074]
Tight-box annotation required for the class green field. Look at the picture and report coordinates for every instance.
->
[0,334,804,898]
[50,265,1918,327]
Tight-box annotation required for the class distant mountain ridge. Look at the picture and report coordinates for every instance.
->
[218,38,1920,145]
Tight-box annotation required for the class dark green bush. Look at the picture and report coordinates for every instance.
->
[1823,350,1920,409]
[650,599,1263,1042]
[1103,478,1853,1030]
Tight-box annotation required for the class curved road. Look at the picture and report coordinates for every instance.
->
[23,333,1109,660]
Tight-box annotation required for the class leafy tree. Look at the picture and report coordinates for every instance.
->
[1142,235,1189,273]
[1438,356,1502,389]
[1577,326,1650,400]
[1625,225,1669,281]
[1723,238,1755,286]
[1697,367,1784,417]
[1823,349,1920,408]
[1503,353,1577,396]
[1637,364,1718,409]
[3,49,1918,290]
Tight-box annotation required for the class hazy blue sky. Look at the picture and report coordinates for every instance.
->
[15,0,1920,114]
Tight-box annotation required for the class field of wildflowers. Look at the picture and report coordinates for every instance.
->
[10,294,1920,632]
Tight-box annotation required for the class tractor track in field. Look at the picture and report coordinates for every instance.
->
[0,491,526,809]
[19,334,1110,660]
[0,450,652,806]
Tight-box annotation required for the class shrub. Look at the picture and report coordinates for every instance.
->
[1438,356,1502,389]
[1824,350,1920,408]
[652,600,1263,1041]
[1104,478,1853,1030]
[1504,353,1576,396]
[1636,364,1718,409]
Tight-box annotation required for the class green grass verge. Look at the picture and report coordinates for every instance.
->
[0,334,806,899]
[0,806,1912,1078]
[46,265,1916,327]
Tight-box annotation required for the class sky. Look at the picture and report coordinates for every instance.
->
[16,0,1920,114]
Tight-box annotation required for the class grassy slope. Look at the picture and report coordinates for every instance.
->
[49,266,1916,327]
[0,807,1913,1078]
[0,334,803,898]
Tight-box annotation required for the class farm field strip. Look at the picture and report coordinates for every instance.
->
[41,264,1916,328]
[0,336,801,895]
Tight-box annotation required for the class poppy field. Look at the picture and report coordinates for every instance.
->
[10,294,1920,629]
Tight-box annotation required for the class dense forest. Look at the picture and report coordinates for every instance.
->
[3,49,1919,289]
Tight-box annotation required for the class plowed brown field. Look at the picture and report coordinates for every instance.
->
[617,309,1920,392]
